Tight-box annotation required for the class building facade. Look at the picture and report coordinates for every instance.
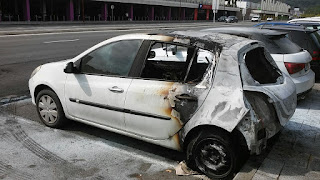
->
[0,0,240,22]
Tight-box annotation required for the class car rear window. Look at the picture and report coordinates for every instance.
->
[253,34,301,54]
[245,47,281,84]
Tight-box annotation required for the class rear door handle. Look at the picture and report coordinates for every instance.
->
[108,86,124,93]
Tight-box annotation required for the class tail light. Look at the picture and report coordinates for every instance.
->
[312,51,320,60]
[285,62,305,74]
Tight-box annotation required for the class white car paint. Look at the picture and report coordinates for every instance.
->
[251,16,261,22]
[267,17,273,21]
[288,17,320,23]
[271,50,315,94]
[29,32,296,154]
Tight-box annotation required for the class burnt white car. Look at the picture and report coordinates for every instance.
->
[29,32,297,179]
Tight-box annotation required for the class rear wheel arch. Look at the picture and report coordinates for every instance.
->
[183,125,248,153]
[183,125,242,179]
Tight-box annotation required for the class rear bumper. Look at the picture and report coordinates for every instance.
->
[292,70,315,94]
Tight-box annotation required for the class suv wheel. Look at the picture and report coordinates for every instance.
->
[36,89,67,128]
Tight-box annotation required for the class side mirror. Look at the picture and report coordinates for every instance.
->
[148,51,156,59]
[64,62,78,74]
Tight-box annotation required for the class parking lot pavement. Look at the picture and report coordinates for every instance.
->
[0,84,319,180]
[0,101,209,180]
[235,83,320,180]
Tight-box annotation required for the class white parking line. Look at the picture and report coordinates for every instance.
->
[43,39,80,44]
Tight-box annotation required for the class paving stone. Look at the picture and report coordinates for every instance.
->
[252,172,276,180]
[279,166,320,180]
[308,156,320,171]
[294,137,320,157]
[278,166,313,180]
[233,163,257,180]
[294,124,318,139]
[254,158,284,179]
[267,148,310,168]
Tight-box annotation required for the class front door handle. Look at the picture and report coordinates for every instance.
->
[108,86,124,93]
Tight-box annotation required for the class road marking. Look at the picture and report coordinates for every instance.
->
[43,39,79,44]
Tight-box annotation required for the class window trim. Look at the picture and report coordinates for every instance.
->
[137,41,200,83]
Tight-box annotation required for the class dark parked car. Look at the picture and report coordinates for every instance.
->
[218,16,227,22]
[259,25,320,80]
[225,16,238,23]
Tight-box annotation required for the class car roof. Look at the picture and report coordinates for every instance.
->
[203,27,288,37]
[260,25,318,33]
[288,17,320,23]
[107,31,255,54]
[289,21,320,25]
[253,22,300,27]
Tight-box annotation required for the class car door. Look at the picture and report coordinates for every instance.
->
[64,39,143,130]
[124,42,213,139]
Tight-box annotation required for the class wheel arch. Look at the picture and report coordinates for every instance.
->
[34,84,67,116]
[34,84,55,101]
[182,124,248,153]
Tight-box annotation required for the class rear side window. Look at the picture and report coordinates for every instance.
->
[310,32,320,49]
[245,47,281,84]
[140,42,210,83]
[288,31,320,54]
[254,34,301,54]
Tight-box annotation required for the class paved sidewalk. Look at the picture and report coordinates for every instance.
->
[235,83,320,180]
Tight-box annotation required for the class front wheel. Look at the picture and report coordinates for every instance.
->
[36,89,68,128]
[187,130,237,179]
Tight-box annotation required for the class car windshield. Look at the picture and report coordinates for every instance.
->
[253,34,301,54]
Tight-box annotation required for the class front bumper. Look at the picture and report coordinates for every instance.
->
[28,78,36,105]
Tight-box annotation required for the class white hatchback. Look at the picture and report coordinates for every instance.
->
[251,16,261,22]
[29,32,297,179]
[204,27,315,96]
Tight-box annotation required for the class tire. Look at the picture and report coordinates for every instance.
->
[186,129,237,180]
[36,89,67,128]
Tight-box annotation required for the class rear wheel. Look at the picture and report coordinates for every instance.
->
[36,89,67,128]
[187,130,237,180]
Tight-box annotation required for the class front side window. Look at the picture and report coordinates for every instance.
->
[81,40,142,76]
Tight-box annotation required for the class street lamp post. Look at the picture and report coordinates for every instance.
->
[179,0,181,21]
[82,0,84,22]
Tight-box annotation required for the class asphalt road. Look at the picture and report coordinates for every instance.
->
[0,21,253,99]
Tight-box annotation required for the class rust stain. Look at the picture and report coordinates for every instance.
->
[157,82,175,97]
[172,116,183,129]
[173,133,181,151]
[164,107,173,116]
